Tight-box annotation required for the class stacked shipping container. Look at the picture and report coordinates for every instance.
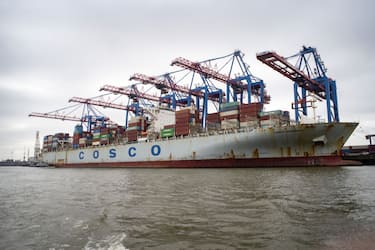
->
[239,103,263,128]
[41,101,293,153]
[43,133,70,151]
[220,102,240,129]
[175,108,195,136]
[259,110,290,127]
[161,124,175,138]
[206,112,220,130]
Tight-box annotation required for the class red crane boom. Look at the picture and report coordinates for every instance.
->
[68,97,137,111]
[171,57,247,92]
[256,51,325,98]
[100,84,164,103]
[29,112,85,122]
[130,73,190,94]
[130,73,225,103]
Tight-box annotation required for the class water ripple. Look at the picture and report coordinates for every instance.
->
[1,166,375,249]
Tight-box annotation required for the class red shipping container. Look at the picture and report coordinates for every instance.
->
[220,114,239,121]
[164,124,175,129]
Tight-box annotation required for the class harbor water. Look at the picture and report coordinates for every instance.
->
[1,166,375,249]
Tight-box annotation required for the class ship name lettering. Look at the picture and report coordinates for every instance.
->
[128,147,136,157]
[93,150,99,159]
[109,148,116,158]
[77,145,161,160]
[151,145,161,156]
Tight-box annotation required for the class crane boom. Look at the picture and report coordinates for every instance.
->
[69,97,136,111]
[130,73,190,93]
[256,46,339,123]
[130,73,224,103]
[29,112,84,122]
[256,51,325,99]
[171,57,247,92]
[100,84,163,103]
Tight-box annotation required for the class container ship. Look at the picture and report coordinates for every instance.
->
[31,46,359,167]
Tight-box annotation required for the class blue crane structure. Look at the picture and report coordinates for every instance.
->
[257,46,339,123]
[30,50,271,130]
[29,101,112,132]
[171,50,270,105]
[129,50,269,128]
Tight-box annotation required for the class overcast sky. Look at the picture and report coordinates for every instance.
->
[1,0,374,160]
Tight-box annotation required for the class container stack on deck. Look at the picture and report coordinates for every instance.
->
[125,130,138,142]
[92,127,101,146]
[161,124,175,138]
[206,112,221,130]
[100,127,110,145]
[125,116,148,142]
[128,116,147,132]
[220,102,240,130]
[175,108,195,136]
[259,110,290,127]
[43,133,70,151]
[42,135,52,152]
[73,125,83,149]
[239,103,263,128]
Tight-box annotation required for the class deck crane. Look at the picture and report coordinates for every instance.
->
[257,46,339,123]
[171,50,270,105]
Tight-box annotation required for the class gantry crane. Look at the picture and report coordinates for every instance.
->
[29,102,112,132]
[130,72,226,128]
[171,50,270,105]
[68,94,162,129]
[100,84,189,109]
[31,50,271,132]
[129,73,225,107]
[257,46,339,123]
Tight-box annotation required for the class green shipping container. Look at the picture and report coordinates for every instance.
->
[101,134,110,139]
[220,101,239,109]
[161,128,175,138]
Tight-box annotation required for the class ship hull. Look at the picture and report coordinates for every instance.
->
[42,122,359,167]
[54,156,359,168]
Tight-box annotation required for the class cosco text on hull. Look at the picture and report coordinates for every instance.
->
[77,144,161,160]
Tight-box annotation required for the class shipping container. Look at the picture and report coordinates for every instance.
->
[221,119,239,129]
[220,102,239,112]
[161,128,175,138]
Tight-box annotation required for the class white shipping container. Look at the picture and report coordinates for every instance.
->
[79,138,87,144]
[152,109,176,132]
[240,121,259,128]
[221,119,239,129]
[260,119,279,128]
[220,110,239,117]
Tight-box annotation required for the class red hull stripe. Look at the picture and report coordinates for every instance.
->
[54,156,361,168]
